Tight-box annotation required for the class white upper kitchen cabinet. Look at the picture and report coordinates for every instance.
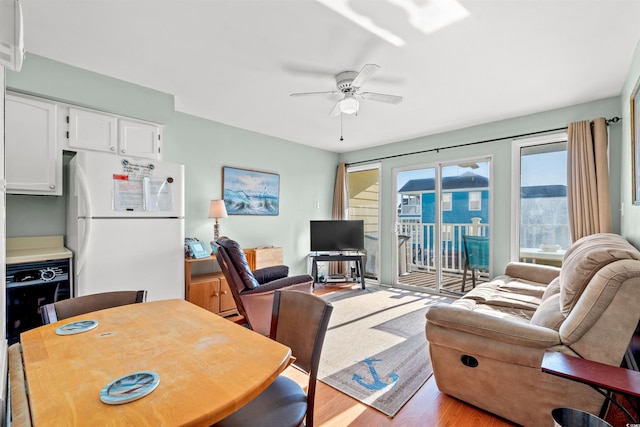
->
[5,93,62,195]
[67,107,118,154]
[0,0,24,71]
[66,107,161,160]
[118,118,161,159]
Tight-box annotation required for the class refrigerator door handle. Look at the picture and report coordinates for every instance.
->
[76,164,93,274]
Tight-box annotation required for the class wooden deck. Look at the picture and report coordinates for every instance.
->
[321,268,490,295]
[396,268,489,294]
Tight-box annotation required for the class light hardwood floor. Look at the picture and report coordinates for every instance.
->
[287,282,517,427]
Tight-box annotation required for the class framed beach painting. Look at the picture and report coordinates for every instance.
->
[632,75,640,205]
[222,167,280,215]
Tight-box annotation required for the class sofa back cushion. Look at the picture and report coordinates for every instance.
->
[559,233,640,316]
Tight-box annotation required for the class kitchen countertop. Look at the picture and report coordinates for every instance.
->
[6,236,72,265]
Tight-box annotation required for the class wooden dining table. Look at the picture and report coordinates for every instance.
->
[14,299,293,426]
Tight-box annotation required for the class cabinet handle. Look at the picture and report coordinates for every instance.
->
[49,185,55,189]
[221,290,228,295]
[110,147,116,151]
[121,149,126,154]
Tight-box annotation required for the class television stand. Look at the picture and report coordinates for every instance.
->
[309,252,365,289]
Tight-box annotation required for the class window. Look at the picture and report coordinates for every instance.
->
[442,193,452,211]
[511,134,569,266]
[469,192,481,210]
[401,194,421,215]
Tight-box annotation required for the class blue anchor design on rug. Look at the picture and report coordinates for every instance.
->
[352,358,399,390]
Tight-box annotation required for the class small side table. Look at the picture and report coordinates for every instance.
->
[184,256,239,319]
[541,351,640,423]
[309,252,365,289]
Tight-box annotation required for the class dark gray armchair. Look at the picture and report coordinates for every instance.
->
[212,237,313,335]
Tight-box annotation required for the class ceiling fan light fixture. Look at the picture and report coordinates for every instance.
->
[340,97,359,114]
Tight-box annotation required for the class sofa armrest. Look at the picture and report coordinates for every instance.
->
[252,265,289,284]
[503,262,561,285]
[426,304,561,348]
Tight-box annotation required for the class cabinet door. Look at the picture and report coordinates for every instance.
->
[118,119,161,160]
[5,94,61,195]
[68,107,117,153]
[189,279,221,313]
[219,277,236,314]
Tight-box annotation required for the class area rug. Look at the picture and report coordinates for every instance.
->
[318,284,452,417]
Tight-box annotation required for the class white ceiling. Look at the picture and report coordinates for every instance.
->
[19,0,640,153]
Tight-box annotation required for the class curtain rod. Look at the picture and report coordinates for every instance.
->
[347,116,621,166]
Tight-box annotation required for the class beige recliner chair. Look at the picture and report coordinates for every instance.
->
[425,233,640,427]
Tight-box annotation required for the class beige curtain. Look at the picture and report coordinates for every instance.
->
[329,163,348,275]
[567,117,611,242]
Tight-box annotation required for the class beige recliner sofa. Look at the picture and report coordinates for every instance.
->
[425,233,640,427]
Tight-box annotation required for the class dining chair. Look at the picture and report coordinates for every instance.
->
[214,289,333,427]
[40,290,147,324]
[461,235,489,292]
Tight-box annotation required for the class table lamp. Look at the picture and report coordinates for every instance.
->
[208,199,228,241]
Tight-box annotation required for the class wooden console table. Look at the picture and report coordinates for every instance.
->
[542,351,640,422]
[243,246,283,270]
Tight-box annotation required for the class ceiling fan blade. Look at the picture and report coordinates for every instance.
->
[329,100,342,116]
[351,64,380,88]
[283,62,339,78]
[290,91,341,97]
[359,92,403,104]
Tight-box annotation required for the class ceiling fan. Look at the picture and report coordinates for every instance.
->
[290,64,403,116]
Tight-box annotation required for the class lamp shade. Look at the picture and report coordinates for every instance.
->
[340,97,359,115]
[208,199,228,219]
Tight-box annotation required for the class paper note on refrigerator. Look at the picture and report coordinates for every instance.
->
[144,178,173,212]
[113,175,144,211]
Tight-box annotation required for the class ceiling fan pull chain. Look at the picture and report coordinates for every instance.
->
[340,112,344,141]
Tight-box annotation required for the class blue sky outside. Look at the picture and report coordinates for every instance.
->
[397,151,566,191]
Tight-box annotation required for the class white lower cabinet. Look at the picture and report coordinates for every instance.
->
[5,94,62,195]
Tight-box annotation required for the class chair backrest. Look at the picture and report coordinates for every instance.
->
[211,238,252,322]
[40,290,147,324]
[463,235,489,270]
[269,289,333,427]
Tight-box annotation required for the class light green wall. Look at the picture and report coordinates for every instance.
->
[340,97,623,286]
[5,54,339,275]
[621,40,640,247]
[7,54,175,124]
[163,112,338,273]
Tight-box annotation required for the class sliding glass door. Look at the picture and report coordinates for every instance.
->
[394,158,491,295]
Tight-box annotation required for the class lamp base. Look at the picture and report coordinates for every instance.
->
[214,223,221,242]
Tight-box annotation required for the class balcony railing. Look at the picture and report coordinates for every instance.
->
[397,221,489,272]
[398,221,569,274]
[400,205,420,215]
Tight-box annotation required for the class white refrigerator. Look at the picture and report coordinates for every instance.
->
[67,151,185,301]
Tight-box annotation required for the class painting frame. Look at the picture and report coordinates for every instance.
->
[222,167,280,216]
[632,74,640,205]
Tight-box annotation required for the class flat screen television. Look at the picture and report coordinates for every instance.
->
[310,220,364,252]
